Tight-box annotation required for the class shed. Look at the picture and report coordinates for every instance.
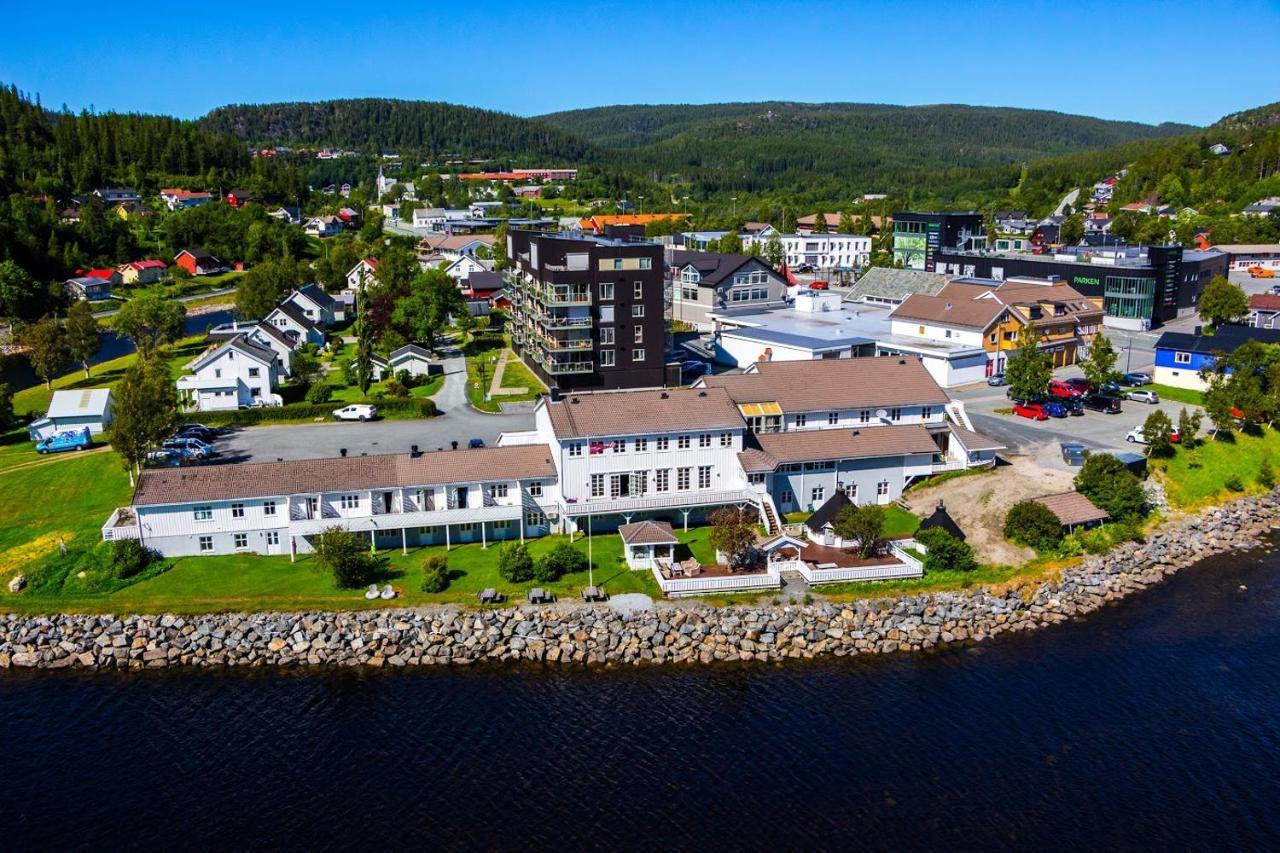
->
[1034,491,1110,531]
[28,388,115,440]
[619,520,679,569]
[804,491,856,547]
[917,500,966,541]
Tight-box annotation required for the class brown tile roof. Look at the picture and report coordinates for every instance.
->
[737,424,940,472]
[948,424,1005,452]
[1034,491,1109,527]
[891,292,1005,329]
[132,445,557,507]
[419,234,496,253]
[1249,294,1280,311]
[618,520,678,546]
[699,356,950,412]
[543,387,743,439]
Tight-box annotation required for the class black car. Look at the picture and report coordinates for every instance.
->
[1061,442,1088,466]
[1064,397,1085,416]
[1082,393,1122,414]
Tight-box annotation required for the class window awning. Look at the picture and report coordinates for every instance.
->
[738,402,783,418]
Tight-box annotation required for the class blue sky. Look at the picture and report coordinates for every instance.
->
[4,0,1277,125]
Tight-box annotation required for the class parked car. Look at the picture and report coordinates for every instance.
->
[1125,389,1160,404]
[145,449,187,467]
[987,372,1006,386]
[1013,402,1049,421]
[1120,372,1152,387]
[1097,382,1123,397]
[468,438,485,449]
[163,437,215,458]
[1042,401,1070,418]
[1048,380,1082,399]
[1126,426,1180,445]
[1064,377,1091,394]
[35,427,92,454]
[333,404,377,421]
[1082,394,1123,414]
[1060,442,1088,466]
[1064,397,1085,416]
[681,359,712,378]
[177,423,217,441]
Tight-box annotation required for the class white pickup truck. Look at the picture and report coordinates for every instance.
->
[332,404,377,422]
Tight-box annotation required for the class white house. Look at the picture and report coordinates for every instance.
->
[176,335,282,412]
[743,232,872,270]
[437,253,488,281]
[282,284,344,326]
[27,388,115,440]
[206,320,301,376]
[371,344,435,382]
[263,303,325,347]
[304,215,344,238]
[412,207,447,230]
[346,258,380,293]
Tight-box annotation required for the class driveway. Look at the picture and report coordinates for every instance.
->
[212,348,537,463]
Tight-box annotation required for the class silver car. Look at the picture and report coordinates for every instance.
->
[1126,389,1160,404]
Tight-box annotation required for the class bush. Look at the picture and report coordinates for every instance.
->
[1259,455,1275,489]
[395,369,421,389]
[107,538,157,579]
[197,398,437,427]
[915,527,977,573]
[1004,500,1064,551]
[497,541,535,583]
[1074,454,1147,520]
[1225,474,1245,492]
[305,383,334,404]
[534,541,588,582]
[385,379,408,398]
[420,555,449,593]
[313,527,384,588]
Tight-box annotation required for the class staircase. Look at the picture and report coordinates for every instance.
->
[946,400,975,431]
[758,497,781,535]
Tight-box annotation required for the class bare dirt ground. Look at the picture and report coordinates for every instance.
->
[903,456,1075,565]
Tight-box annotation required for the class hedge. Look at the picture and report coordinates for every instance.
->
[197,397,437,427]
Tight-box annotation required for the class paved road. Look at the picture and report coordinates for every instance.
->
[213,347,537,463]
[90,286,236,319]
[1054,188,1081,217]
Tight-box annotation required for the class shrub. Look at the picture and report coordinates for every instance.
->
[1225,474,1245,492]
[305,383,334,404]
[1074,454,1147,520]
[107,538,157,579]
[1259,455,1275,489]
[385,379,408,397]
[197,398,437,427]
[420,555,449,593]
[395,369,421,389]
[1004,500,1064,551]
[497,541,535,583]
[535,541,588,582]
[313,527,384,588]
[915,527,977,573]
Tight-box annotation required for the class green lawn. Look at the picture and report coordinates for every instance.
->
[1147,383,1205,407]
[495,351,546,395]
[782,504,919,536]
[1152,427,1280,507]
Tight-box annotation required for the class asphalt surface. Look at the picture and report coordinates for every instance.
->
[212,350,537,463]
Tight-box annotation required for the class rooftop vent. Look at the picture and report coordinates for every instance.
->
[570,397,580,404]
[898,359,907,365]
[339,448,347,457]
[660,391,669,399]
[945,302,952,310]
[851,429,860,436]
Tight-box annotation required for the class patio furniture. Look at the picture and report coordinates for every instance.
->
[528,587,553,604]
[364,584,380,600]
[478,588,501,604]
[581,585,607,602]
[683,559,702,577]
[669,563,684,578]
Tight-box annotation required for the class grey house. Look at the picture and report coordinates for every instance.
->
[669,251,789,329]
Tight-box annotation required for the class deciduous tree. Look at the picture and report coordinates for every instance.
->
[1199,275,1248,329]
[1074,454,1146,520]
[833,503,886,558]
[708,507,757,568]
[114,294,185,356]
[235,255,306,320]
[110,356,178,483]
[1080,332,1119,390]
[1141,409,1175,457]
[65,300,101,378]
[20,316,69,388]
[1006,323,1052,402]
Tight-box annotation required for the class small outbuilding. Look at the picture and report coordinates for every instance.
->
[1034,491,1110,532]
[804,491,856,548]
[619,520,679,569]
[917,500,966,541]
[27,388,115,440]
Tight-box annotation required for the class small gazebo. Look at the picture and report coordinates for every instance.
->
[619,520,679,570]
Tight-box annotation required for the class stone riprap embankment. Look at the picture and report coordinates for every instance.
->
[3,492,1277,670]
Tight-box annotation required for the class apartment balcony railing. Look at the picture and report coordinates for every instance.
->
[561,488,759,517]
[541,315,594,330]
[544,360,593,375]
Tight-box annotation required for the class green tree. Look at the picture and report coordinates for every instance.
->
[1177,407,1203,449]
[716,231,744,254]
[420,554,450,593]
[1074,454,1146,520]
[708,507,757,568]
[65,300,101,378]
[0,383,15,432]
[833,503,885,558]
[1080,332,1119,390]
[110,356,178,482]
[812,212,829,234]
[235,255,306,320]
[497,541,535,583]
[1005,322,1052,401]
[1202,379,1237,435]
[113,294,186,356]
[1198,275,1248,329]
[19,316,69,389]
[353,296,374,395]
[392,267,465,355]
[1004,500,1063,551]
[313,526,384,588]
[764,232,784,267]
[0,260,45,321]
[1060,212,1084,245]
[290,348,321,389]
[1259,455,1276,489]
[1141,409,1175,457]
[916,527,977,573]
[837,209,856,234]
[492,220,510,271]
[534,541,587,582]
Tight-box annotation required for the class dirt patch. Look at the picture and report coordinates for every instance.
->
[903,457,1075,564]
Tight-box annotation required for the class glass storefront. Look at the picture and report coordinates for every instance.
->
[1103,275,1155,320]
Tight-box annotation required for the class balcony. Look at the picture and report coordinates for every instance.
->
[545,360,594,375]
[562,488,759,517]
[541,315,593,330]
[541,336,593,351]
[289,503,524,537]
[101,507,140,542]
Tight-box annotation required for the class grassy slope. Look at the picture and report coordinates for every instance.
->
[1152,428,1280,507]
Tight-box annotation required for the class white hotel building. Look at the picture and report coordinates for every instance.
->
[104,358,1001,559]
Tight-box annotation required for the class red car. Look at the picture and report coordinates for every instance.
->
[1013,402,1049,421]
[1048,380,1083,398]
[1064,377,1091,394]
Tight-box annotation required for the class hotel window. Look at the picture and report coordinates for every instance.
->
[795,413,807,427]
[922,407,933,419]
[600,327,615,345]
[248,367,260,378]
[340,494,359,509]
[677,435,691,450]
[846,484,859,501]
[600,305,615,323]
[655,469,670,491]
[525,513,542,528]
[590,474,606,498]
[698,466,712,489]
[199,536,213,552]
[493,520,509,531]
[632,304,644,318]
[266,531,279,546]
[748,472,766,485]
[231,503,245,519]
[612,439,626,453]
[233,533,248,549]
[194,505,213,522]
[612,259,623,271]
[860,410,870,423]
[634,326,644,343]
[877,480,890,496]
[600,282,614,300]
[890,408,902,421]
[635,438,648,452]
[528,481,543,497]
[719,432,732,447]
[811,486,824,504]
[779,490,794,505]
[656,437,669,451]
[1174,351,1191,365]
[677,467,691,490]
[633,348,646,361]
[488,483,509,499]
[601,350,616,367]
[459,522,476,532]
[828,411,839,425]
[568,442,583,457]
[634,281,644,299]
[639,257,652,270]
[263,500,277,516]
[699,433,712,448]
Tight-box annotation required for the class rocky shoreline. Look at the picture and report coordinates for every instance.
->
[3,492,1278,671]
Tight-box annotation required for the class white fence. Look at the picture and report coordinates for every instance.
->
[796,543,923,585]
[101,508,140,542]
[650,565,782,597]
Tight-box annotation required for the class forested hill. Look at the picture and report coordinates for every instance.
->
[199,99,590,161]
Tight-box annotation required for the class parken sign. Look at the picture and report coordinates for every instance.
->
[1073,275,1101,287]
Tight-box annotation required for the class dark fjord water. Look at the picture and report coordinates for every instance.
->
[4,546,1280,851]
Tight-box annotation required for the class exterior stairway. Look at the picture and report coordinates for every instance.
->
[759,497,780,535]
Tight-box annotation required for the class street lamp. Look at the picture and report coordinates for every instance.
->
[731,197,737,218]
[638,195,644,213]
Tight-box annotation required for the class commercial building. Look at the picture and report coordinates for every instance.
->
[506,229,673,391]
[892,212,985,271]
[1214,243,1280,272]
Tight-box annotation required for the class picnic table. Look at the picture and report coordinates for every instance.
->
[581,585,607,602]
[528,587,553,604]
[478,588,502,604]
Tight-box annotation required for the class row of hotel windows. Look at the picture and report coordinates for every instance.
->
[194,501,277,521]
[609,258,653,270]
[599,349,644,366]
[791,408,919,427]
[775,480,891,505]
[596,326,645,345]
[190,483,544,521]
[196,515,547,552]
[598,281,646,300]
[588,466,713,497]
[567,433,734,456]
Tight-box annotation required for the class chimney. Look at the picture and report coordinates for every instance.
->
[410,444,420,458]
[339,448,347,457]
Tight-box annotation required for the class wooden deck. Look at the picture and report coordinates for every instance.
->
[799,543,900,569]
